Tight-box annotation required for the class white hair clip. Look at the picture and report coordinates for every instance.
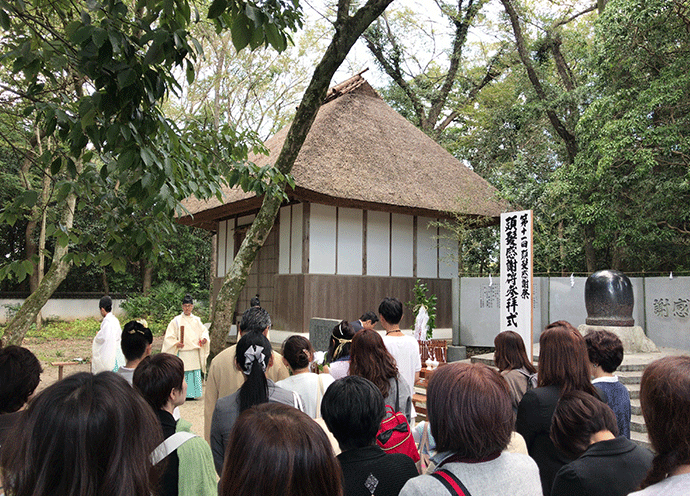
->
[243,345,266,375]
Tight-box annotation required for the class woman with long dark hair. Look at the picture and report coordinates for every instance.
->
[494,330,537,412]
[629,355,690,495]
[327,320,356,380]
[516,320,602,496]
[209,332,303,475]
[276,335,334,419]
[0,372,162,496]
[219,403,343,496]
[349,329,412,422]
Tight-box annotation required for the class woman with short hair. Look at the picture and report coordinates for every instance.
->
[550,391,652,496]
[585,330,631,439]
[133,353,217,496]
[0,372,162,496]
[399,362,541,496]
[516,321,603,496]
[349,329,412,423]
[219,403,343,496]
[629,355,690,495]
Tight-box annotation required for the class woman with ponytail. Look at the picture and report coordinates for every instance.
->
[209,332,304,475]
[629,355,690,495]
[276,335,334,419]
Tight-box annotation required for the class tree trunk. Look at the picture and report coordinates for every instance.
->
[500,0,578,164]
[143,264,153,293]
[584,225,597,273]
[209,0,396,357]
[1,190,77,346]
[102,268,109,295]
[25,220,38,292]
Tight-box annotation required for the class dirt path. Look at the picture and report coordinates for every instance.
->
[24,336,206,437]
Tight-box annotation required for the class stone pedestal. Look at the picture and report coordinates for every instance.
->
[578,324,659,354]
[447,345,467,362]
[309,317,341,352]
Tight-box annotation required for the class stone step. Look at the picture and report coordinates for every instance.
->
[628,384,640,400]
[470,354,495,367]
[631,399,642,416]
[631,431,652,451]
[631,414,647,433]
[617,371,644,385]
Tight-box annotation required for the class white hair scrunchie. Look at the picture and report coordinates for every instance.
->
[243,345,266,375]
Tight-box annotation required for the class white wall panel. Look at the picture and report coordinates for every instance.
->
[217,220,227,277]
[309,204,336,274]
[439,226,459,278]
[391,213,414,277]
[367,211,390,276]
[337,208,363,275]
[225,222,235,275]
[279,206,291,274]
[290,203,303,274]
[237,214,255,226]
[417,217,438,278]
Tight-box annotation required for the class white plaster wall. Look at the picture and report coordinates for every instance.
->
[367,211,390,276]
[217,220,227,277]
[291,203,303,274]
[417,216,438,278]
[309,204,336,274]
[391,213,414,277]
[225,222,235,276]
[337,208,363,275]
[278,206,291,274]
[237,214,256,226]
[439,226,459,278]
[0,299,124,323]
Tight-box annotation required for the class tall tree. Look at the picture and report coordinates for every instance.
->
[0,0,303,345]
[558,0,690,272]
[363,0,508,139]
[209,0,396,356]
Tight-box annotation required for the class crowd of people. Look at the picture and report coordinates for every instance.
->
[1,294,690,496]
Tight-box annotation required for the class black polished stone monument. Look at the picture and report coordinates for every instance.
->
[585,270,635,327]
[579,269,658,353]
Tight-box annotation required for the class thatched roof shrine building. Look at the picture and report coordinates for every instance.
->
[179,74,505,332]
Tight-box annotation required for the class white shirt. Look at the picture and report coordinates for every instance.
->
[276,373,334,418]
[91,312,125,373]
[629,472,690,496]
[382,334,422,394]
[383,333,422,419]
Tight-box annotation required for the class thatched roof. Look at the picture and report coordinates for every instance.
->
[179,74,506,231]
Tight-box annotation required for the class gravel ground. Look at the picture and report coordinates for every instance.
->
[23,336,206,437]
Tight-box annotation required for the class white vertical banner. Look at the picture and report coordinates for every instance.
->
[500,210,534,361]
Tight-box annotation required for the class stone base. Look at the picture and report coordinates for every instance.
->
[447,345,467,362]
[309,318,341,353]
[578,324,659,354]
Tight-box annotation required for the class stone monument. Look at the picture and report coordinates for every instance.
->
[578,270,658,353]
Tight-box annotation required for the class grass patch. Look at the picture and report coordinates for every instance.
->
[25,318,101,340]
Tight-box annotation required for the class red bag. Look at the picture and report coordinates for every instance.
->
[376,379,420,463]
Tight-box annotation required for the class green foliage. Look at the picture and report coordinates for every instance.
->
[553,0,690,272]
[120,281,209,334]
[208,0,303,52]
[0,0,301,288]
[407,280,437,340]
